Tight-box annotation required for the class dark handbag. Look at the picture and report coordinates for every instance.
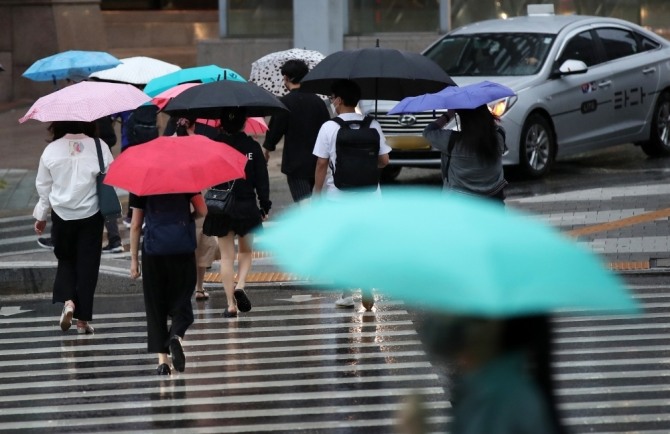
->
[204,181,236,215]
[94,138,122,218]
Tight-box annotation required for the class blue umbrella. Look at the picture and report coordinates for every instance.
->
[22,50,121,84]
[258,187,639,317]
[388,80,516,114]
[143,65,245,97]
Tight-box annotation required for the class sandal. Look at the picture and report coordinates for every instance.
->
[234,289,252,312]
[195,289,209,300]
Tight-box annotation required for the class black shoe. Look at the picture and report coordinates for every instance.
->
[156,363,171,375]
[37,237,54,250]
[169,337,185,373]
[234,289,252,312]
[102,243,124,254]
[223,308,237,318]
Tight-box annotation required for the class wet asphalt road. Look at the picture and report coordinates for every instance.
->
[4,143,670,432]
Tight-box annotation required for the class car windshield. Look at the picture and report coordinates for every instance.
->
[424,32,555,76]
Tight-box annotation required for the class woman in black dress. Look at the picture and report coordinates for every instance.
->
[203,108,271,317]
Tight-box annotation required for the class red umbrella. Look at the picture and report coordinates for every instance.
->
[104,135,247,195]
[153,83,269,135]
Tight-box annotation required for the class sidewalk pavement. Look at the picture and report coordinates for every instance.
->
[2,101,670,296]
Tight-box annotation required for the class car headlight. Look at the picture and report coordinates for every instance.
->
[488,96,517,117]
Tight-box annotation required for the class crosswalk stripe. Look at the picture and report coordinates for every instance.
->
[0,351,430,380]
[0,319,416,344]
[0,388,447,430]
[0,361,435,392]
[0,305,408,324]
[0,329,420,357]
[0,375,443,407]
[0,340,424,368]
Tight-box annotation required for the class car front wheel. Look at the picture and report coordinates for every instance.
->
[639,91,670,157]
[518,114,555,178]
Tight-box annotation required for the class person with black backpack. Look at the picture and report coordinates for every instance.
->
[312,79,391,308]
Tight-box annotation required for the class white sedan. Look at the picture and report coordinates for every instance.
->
[363,13,670,178]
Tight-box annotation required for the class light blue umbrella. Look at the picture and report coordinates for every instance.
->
[22,50,121,84]
[258,187,639,317]
[143,65,245,97]
[388,80,515,114]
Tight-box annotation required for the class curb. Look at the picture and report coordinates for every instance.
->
[0,261,667,297]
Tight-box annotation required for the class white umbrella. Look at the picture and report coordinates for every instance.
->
[89,56,181,85]
[249,48,325,97]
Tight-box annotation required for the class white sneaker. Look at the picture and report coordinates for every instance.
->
[335,295,355,308]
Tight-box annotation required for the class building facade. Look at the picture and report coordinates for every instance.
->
[1,0,669,102]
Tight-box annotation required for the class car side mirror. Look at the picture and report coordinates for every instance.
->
[551,59,588,78]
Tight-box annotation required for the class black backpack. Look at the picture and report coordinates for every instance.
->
[142,194,196,256]
[330,116,381,191]
[123,104,159,147]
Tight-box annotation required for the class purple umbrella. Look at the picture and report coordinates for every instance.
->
[388,80,515,114]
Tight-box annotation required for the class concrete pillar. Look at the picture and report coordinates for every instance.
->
[439,0,451,33]
[293,0,343,55]
[218,0,227,38]
[0,0,107,102]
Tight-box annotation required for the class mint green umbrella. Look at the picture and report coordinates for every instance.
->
[259,188,639,316]
[143,65,245,97]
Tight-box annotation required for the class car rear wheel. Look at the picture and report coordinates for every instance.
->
[380,166,402,182]
[639,91,670,157]
[518,114,555,178]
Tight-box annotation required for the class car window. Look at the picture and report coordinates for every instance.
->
[596,28,640,61]
[557,31,599,67]
[424,33,554,76]
[638,34,661,52]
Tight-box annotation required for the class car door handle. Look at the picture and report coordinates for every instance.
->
[642,67,656,74]
[598,80,612,88]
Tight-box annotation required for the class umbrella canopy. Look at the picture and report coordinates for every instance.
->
[104,135,248,195]
[89,56,181,85]
[250,48,325,96]
[152,83,268,135]
[143,65,245,97]
[151,82,200,109]
[19,81,151,123]
[258,188,639,317]
[22,50,121,83]
[300,47,456,101]
[389,81,516,114]
[163,80,289,118]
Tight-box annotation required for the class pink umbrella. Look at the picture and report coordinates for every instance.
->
[152,83,268,135]
[19,81,150,123]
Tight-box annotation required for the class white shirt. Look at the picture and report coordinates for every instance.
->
[33,134,114,221]
[312,112,391,198]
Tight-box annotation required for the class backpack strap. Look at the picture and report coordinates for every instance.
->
[330,117,347,128]
[361,115,374,128]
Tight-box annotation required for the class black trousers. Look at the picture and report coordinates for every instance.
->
[141,252,196,354]
[286,175,314,202]
[51,210,104,321]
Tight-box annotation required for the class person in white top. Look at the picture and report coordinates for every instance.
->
[312,79,391,309]
[33,121,114,335]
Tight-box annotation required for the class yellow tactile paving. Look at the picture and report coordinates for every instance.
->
[201,207,668,283]
[566,207,670,237]
[204,271,305,283]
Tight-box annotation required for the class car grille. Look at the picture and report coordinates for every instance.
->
[370,111,446,135]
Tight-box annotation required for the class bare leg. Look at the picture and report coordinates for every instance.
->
[194,266,209,299]
[217,234,237,314]
[235,233,254,290]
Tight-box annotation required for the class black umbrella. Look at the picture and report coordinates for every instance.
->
[162,80,289,118]
[300,46,457,103]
